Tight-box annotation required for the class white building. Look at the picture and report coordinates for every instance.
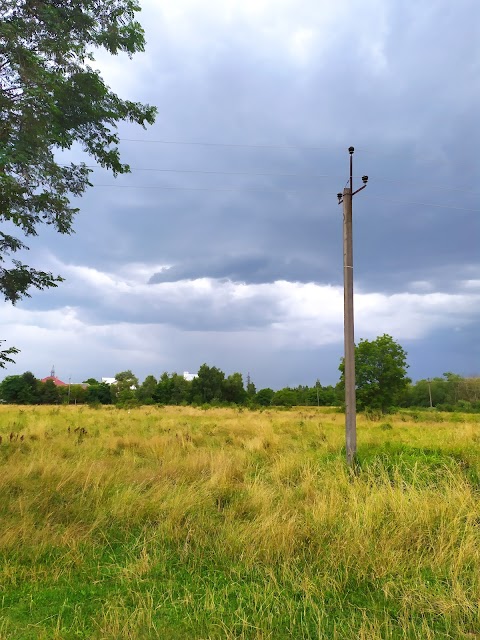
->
[102,376,136,390]
[183,371,198,382]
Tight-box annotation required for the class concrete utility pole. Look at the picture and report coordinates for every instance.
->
[337,147,368,465]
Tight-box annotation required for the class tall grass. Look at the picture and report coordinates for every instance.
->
[0,405,479,638]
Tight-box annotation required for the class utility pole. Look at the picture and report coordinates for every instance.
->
[427,378,433,408]
[337,147,368,465]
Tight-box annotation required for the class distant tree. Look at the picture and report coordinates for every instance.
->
[58,384,87,404]
[21,371,39,403]
[273,388,297,407]
[152,372,190,405]
[339,334,410,413]
[86,382,112,405]
[222,372,247,404]
[255,388,274,406]
[405,373,480,410]
[321,384,338,406]
[442,372,464,404]
[136,375,157,404]
[115,370,138,388]
[0,371,37,403]
[112,370,138,404]
[83,378,99,385]
[38,379,60,404]
[246,379,257,399]
[169,373,191,405]
[191,364,225,404]
[463,377,480,404]
[154,372,173,404]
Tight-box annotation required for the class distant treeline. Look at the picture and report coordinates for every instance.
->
[0,366,479,412]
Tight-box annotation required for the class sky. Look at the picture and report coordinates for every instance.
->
[2,0,479,389]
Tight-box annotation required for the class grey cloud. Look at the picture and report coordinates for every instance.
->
[148,253,330,285]
[8,0,480,387]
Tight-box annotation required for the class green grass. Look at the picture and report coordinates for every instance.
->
[0,405,479,638]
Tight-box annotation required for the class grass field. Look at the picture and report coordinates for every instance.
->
[0,405,479,639]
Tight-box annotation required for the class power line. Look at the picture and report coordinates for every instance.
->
[116,138,478,187]
[118,137,339,151]
[64,164,478,195]
[92,184,312,194]
[370,176,478,195]
[369,195,479,213]
[77,164,338,180]
[90,182,480,211]
[67,163,479,195]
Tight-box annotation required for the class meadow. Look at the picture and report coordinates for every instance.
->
[0,405,479,639]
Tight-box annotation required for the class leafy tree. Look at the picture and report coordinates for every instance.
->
[339,334,410,413]
[86,381,112,404]
[321,384,339,406]
[154,372,173,404]
[58,383,87,404]
[273,388,297,407]
[38,379,60,404]
[255,388,274,406]
[222,372,247,404]
[169,373,191,405]
[136,374,157,404]
[442,372,464,404]
[246,378,256,399]
[0,370,37,403]
[0,341,19,370]
[0,0,156,365]
[405,378,439,408]
[113,370,138,404]
[114,370,138,388]
[191,364,225,404]
[152,372,191,405]
[462,377,480,404]
[21,370,39,403]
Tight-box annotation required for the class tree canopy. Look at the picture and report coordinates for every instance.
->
[1,365,479,411]
[0,0,156,365]
[339,334,410,413]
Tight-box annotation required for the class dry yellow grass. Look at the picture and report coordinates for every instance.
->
[0,405,479,638]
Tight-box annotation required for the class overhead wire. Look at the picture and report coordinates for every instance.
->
[89,181,480,212]
[91,184,312,194]
[64,163,479,195]
[74,164,339,180]
[368,196,479,213]
[118,137,338,151]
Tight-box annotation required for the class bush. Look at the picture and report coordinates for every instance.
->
[364,408,382,422]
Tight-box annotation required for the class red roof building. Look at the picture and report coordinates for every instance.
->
[40,376,67,386]
[41,367,67,386]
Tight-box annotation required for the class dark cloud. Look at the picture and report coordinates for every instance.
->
[148,253,330,285]
[4,0,480,386]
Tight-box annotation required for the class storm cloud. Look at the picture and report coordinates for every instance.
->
[2,0,479,386]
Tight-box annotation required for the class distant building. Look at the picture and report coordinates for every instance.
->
[102,377,136,390]
[41,366,67,387]
[183,371,198,382]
